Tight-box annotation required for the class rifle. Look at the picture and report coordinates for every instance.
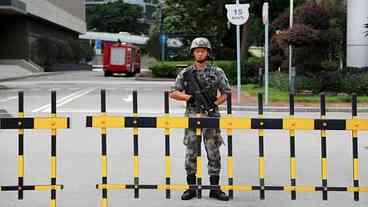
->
[184,68,217,116]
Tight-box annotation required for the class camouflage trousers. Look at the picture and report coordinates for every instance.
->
[183,127,224,176]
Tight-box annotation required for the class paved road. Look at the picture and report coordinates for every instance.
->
[0,71,367,207]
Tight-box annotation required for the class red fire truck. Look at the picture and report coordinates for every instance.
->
[103,42,141,77]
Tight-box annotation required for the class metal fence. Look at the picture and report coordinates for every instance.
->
[86,90,367,207]
[0,90,367,207]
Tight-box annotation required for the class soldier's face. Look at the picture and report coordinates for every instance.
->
[193,48,209,63]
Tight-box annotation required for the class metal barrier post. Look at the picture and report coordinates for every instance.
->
[352,94,359,201]
[164,91,171,199]
[289,93,297,200]
[258,93,265,200]
[320,93,328,200]
[226,93,234,199]
[132,91,140,199]
[17,91,24,200]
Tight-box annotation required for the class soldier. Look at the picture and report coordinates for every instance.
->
[170,37,231,201]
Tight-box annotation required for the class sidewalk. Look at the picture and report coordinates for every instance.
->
[0,65,52,82]
[0,65,68,84]
[229,88,368,113]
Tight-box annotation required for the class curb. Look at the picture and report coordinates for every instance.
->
[135,76,174,82]
[0,72,64,83]
[220,106,368,113]
[135,75,368,113]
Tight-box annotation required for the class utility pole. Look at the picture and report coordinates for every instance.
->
[288,0,295,94]
[160,0,165,61]
[263,2,269,105]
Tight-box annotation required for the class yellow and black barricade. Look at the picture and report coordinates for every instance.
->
[0,91,70,207]
[86,90,368,207]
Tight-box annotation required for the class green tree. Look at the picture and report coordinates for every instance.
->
[147,0,296,60]
[86,0,148,34]
[271,1,346,74]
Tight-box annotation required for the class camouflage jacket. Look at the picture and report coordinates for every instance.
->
[173,64,231,116]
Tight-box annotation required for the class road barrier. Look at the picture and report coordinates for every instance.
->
[0,91,70,207]
[1,90,367,207]
[85,90,368,207]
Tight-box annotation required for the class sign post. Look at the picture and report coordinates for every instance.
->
[289,0,295,94]
[263,2,269,105]
[225,1,250,105]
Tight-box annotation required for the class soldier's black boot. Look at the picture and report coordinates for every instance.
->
[209,175,229,201]
[181,174,197,200]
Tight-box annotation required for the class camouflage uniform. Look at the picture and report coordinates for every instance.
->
[173,64,231,176]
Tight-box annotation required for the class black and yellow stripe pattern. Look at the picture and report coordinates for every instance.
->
[351,94,360,201]
[288,94,297,200]
[86,114,368,132]
[320,94,328,200]
[0,91,69,207]
[258,94,265,200]
[86,90,368,206]
[226,94,234,199]
[164,91,171,199]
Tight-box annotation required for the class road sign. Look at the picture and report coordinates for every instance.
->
[225,3,250,26]
[262,2,269,25]
[160,35,167,45]
[95,39,102,55]
[225,2,250,105]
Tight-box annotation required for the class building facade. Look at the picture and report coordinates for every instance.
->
[0,0,86,64]
[347,0,368,68]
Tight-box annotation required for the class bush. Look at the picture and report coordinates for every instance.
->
[316,70,368,95]
[269,72,289,91]
[149,62,181,78]
[321,60,340,71]
[149,57,263,85]
[31,37,95,69]
[295,75,321,93]
[269,72,322,94]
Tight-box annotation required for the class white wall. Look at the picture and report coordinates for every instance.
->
[347,0,368,68]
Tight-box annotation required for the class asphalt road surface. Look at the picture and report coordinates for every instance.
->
[0,71,367,207]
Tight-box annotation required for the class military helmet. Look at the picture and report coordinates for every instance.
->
[190,37,212,53]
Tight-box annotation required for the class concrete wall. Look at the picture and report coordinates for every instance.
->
[47,0,85,21]
[347,0,368,68]
[22,0,86,33]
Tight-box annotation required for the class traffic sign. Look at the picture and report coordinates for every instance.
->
[263,2,269,25]
[160,35,168,45]
[95,39,102,55]
[225,3,250,26]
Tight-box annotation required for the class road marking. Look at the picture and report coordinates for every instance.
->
[0,96,17,103]
[49,88,61,91]
[0,80,174,85]
[44,88,96,112]
[123,95,133,102]
[32,88,95,113]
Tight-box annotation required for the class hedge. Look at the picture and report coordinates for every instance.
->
[149,57,263,85]
[269,71,368,96]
